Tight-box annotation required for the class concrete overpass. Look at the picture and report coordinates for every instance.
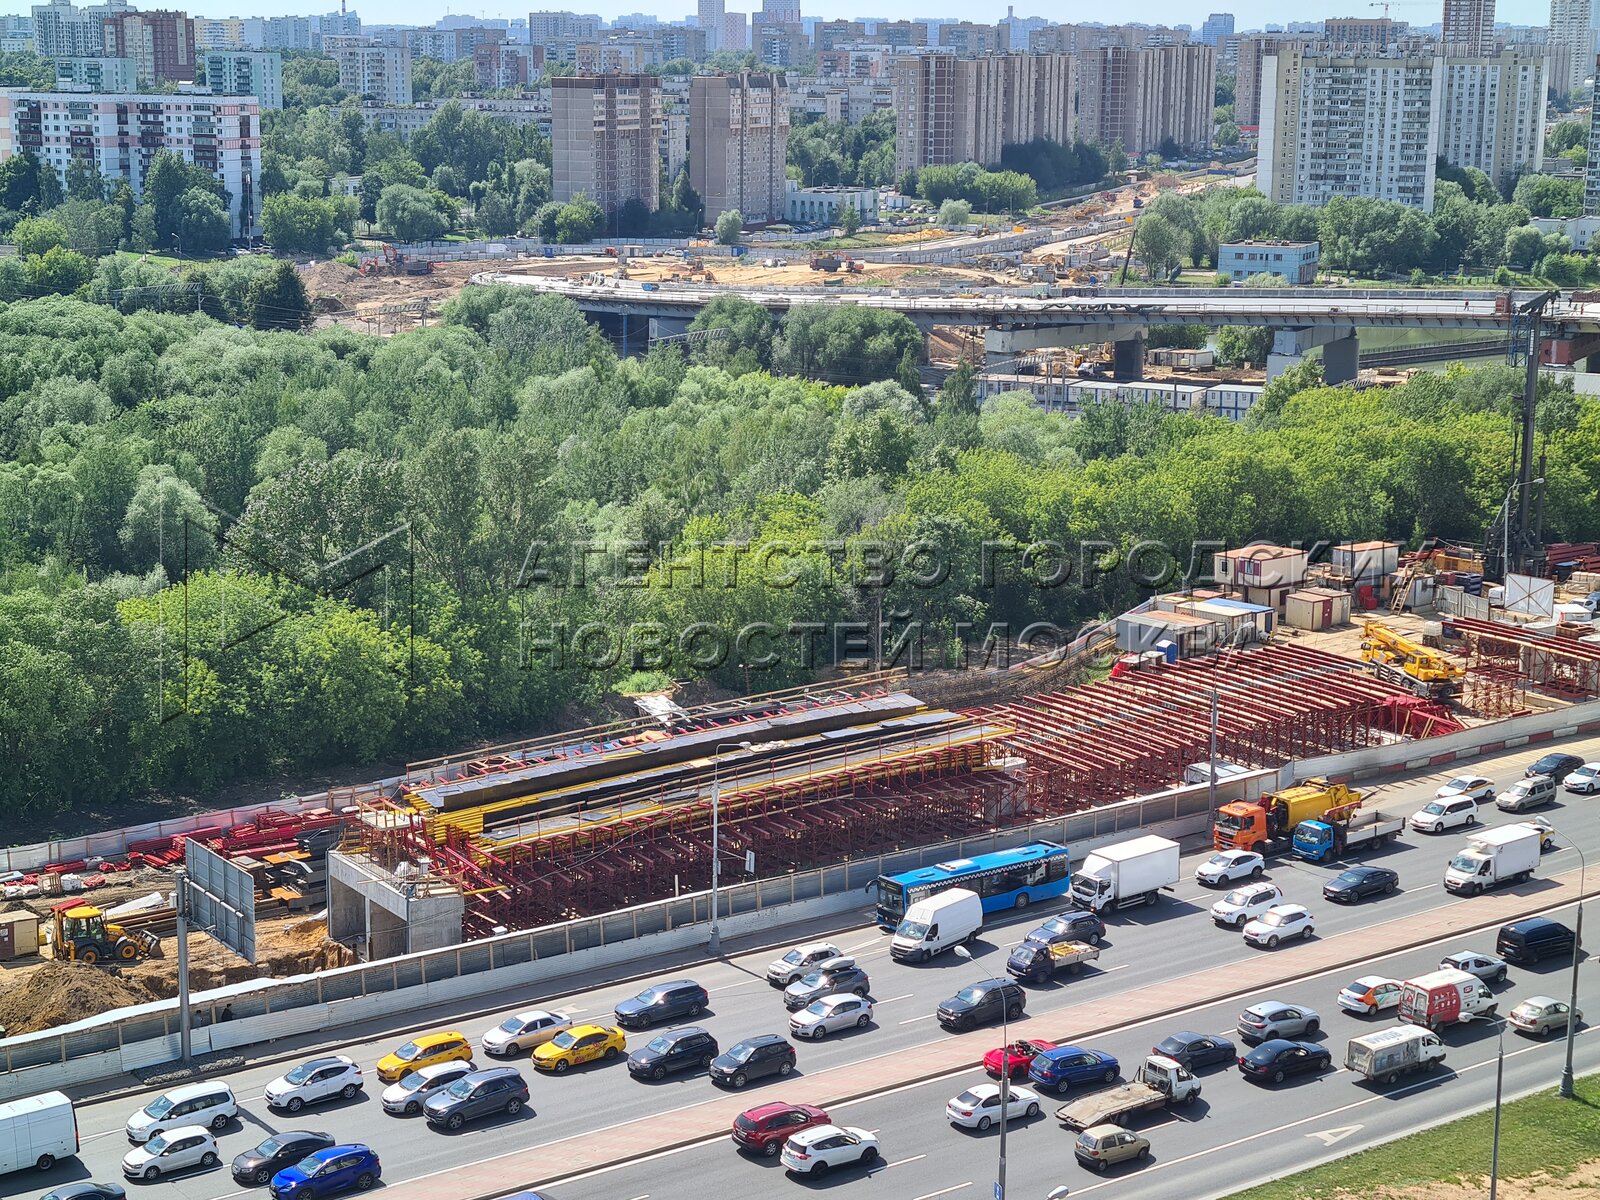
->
[475,273,1600,384]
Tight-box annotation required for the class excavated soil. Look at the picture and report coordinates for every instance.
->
[1340,1163,1600,1200]
[0,961,150,1035]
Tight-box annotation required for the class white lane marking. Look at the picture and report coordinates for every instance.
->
[884,1154,928,1168]
[1098,964,1132,974]
[620,1194,649,1200]
[899,1013,938,1024]
[913,1183,971,1199]
[841,936,881,953]
[1307,1123,1364,1146]
[875,993,915,1004]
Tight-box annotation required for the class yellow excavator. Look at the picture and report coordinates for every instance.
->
[1359,621,1466,698]
[49,903,162,965]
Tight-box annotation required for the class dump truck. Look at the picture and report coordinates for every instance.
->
[1359,622,1465,698]
[809,253,841,272]
[48,904,161,965]
[1346,1026,1446,1085]
[1006,939,1101,983]
[1213,779,1363,856]
[1292,810,1406,863]
[1054,1055,1200,1130]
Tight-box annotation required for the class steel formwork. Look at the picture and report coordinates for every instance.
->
[1446,616,1600,698]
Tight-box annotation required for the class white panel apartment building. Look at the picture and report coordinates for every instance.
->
[1547,0,1596,98]
[202,50,283,109]
[328,39,412,105]
[31,0,127,58]
[1436,51,1544,189]
[0,88,261,235]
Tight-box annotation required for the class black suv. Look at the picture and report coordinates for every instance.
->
[1024,911,1106,947]
[783,957,871,1011]
[627,1027,719,1080]
[613,980,709,1029]
[937,979,1027,1031]
[1527,752,1584,783]
[421,1067,530,1130]
[1497,917,1578,964]
[709,1035,797,1089]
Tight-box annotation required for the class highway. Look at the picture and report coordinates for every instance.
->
[29,735,1600,1200]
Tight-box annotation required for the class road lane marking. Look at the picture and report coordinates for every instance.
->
[900,1013,937,1024]
[884,1154,928,1168]
[876,993,915,1004]
[913,1183,971,1199]
[842,936,881,953]
[1306,1123,1364,1146]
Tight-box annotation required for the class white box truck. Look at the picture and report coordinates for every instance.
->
[1346,1026,1447,1085]
[0,1091,78,1174]
[1069,835,1180,912]
[1443,824,1541,896]
[889,887,983,962]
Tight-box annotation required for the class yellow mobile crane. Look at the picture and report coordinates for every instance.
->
[1359,621,1466,698]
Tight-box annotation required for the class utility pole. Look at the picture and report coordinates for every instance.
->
[175,871,192,1063]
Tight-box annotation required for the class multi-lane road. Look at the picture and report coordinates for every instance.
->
[28,737,1600,1200]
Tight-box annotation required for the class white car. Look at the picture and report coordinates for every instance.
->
[1440,950,1508,983]
[1195,850,1265,886]
[1409,795,1479,833]
[1210,881,1284,929]
[380,1060,477,1115]
[1242,903,1315,948]
[264,1055,364,1112]
[1338,975,1402,1015]
[482,1010,572,1056]
[1563,762,1600,793]
[121,1126,219,1180]
[789,993,874,1040]
[780,1124,881,1175]
[766,941,844,986]
[945,1083,1043,1130]
[1435,775,1495,803]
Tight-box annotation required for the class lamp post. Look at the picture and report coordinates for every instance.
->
[708,740,754,956]
[1550,829,1587,1100]
[1488,1014,1506,1200]
[955,942,1015,1200]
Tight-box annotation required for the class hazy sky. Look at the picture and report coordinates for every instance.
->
[0,1,1558,33]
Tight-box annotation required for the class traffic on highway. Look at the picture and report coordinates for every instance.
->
[15,737,1599,1200]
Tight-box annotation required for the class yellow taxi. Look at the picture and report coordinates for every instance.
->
[531,1024,626,1074]
[376,1030,474,1082]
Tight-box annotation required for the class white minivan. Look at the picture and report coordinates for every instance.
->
[1409,795,1478,833]
[125,1081,237,1143]
[0,1091,78,1174]
[889,887,983,963]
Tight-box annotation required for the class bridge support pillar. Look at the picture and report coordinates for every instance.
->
[1112,333,1146,381]
[1267,326,1360,386]
[649,316,692,341]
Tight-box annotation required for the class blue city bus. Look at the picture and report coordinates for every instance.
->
[874,841,1073,928]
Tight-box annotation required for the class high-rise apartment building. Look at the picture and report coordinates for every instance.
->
[689,71,788,223]
[101,10,196,86]
[658,26,707,62]
[1437,50,1545,189]
[0,88,260,234]
[873,20,927,48]
[1199,12,1233,46]
[936,21,1009,57]
[55,55,137,91]
[1548,0,1597,98]
[529,11,601,42]
[1234,33,1309,126]
[1322,16,1402,47]
[551,73,662,213]
[754,20,806,66]
[1074,44,1215,155]
[1586,56,1600,213]
[329,39,412,104]
[719,11,747,51]
[760,0,800,22]
[891,52,1075,174]
[816,20,865,51]
[202,49,283,109]
[31,0,127,58]
[475,40,540,88]
[696,0,724,49]
[1441,0,1494,55]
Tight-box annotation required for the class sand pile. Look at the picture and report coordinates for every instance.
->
[0,961,152,1035]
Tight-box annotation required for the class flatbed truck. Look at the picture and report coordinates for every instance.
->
[1054,1056,1200,1130]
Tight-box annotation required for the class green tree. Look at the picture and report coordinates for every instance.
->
[1216,324,1273,365]
[714,208,744,244]
[1512,173,1584,219]
[261,192,339,254]
[64,157,104,202]
[1133,213,1182,278]
[1504,225,1546,269]
[376,183,449,241]
[26,244,93,294]
[686,294,773,373]
[938,199,972,226]
[119,464,218,578]
[244,259,310,329]
[12,215,66,257]
[178,187,231,253]
[554,194,603,243]
[772,305,923,384]
[837,200,861,235]
[1146,324,1207,349]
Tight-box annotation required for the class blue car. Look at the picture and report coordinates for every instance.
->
[269,1145,381,1199]
[1028,1046,1121,1095]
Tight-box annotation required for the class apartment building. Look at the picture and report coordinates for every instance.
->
[817,45,894,78]
[100,9,195,86]
[690,71,788,223]
[475,40,541,88]
[55,55,138,91]
[193,17,254,49]
[891,51,1073,174]
[1441,0,1495,55]
[0,88,260,234]
[1031,21,1192,53]
[1256,49,1444,209]
[530,11,601,42]
[1321,16,1403,48]
[1587,57,1600,214]
[329,39,412,104]
[1075,44,1215,156]
[873,20,927,48]
[202,49,283,109]
[1548,0,1596,98]
[696,0,723,49]
[658,26,706,62]
[816,20,865,50]
[551,73,662,213]
[754,20,807,67]
[937,21,1009,57]
[1199,12,1233,45]
[31,0,126,58]
[573,37,661,73]
[1233,33,1310,126]
[364,95,551,139]
[788,78,894,124]
[1437,50,1545,187]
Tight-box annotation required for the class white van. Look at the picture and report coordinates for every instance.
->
[0,1091,77,1174]
[125,1081,237,1143]
[890,888,983,962]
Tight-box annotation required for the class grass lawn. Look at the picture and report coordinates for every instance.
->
[114,249,185,270]
[1226,1073,1600,1200]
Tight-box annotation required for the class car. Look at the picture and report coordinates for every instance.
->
[125,1082,237,1143]
[531,1024,626,1073]
[937,979,1027,1031]
[732,1102,831,1157]
[1151,1031,1236,1071]
[627,1027,719,1078]
[1195,849,1266,886]
[710,1034,797,1088]
[1410,795,1479,833]
[380,1060,477,1115]
[1338,976,1402,1015]
[1562,761,1600,793]
[765,941,844,986]
[375,1031,473,1083]
[1518,816,1558,851]
[1497,917,1578,964]
[1238,1039,1332,1084]
[121,1126,219,1180]
[1210,881,1285,928]
[1023,910,1107,947]
[481,1011,572,1057]
[1243,903,1315,948]
[783,957,870,1011]
[779,1124,880,1175]
[1237,1001,1320,1043]
[1440,950,1508,983]
[267,1144,381,1199]
[422,1066,530,1129]
[1527,752,1584,782]
[1435,775,1495,803]
[945,1083,1043,1130]
[1497,775,1557,812]
[1323,866,1399,904]
[789,993,874,1040]
[613,980,709,1028]
[1507,995,1583,1038]
[264,1056,364,1113]
[1075,1124,1151,1172]
[41,1187,127,1200]
[1028,1046,1120,1094]
[984,1038,1058,1080]
[232,1132,337,1186]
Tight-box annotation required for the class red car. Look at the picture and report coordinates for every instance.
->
[731,1102,830,1157]
[983,1039,1058,1080]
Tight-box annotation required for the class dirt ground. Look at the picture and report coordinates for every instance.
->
[1337,1163,1600,1200]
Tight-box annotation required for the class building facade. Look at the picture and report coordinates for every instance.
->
[55,55,137,91]
[529,11,601,42]
[1437,50,1545,190]
[1199,12,1234,46]
[474,40,541,89]
[816,19,865,50]
[1588,57,1600,215]
[202,50,282,109]
[1074,43,1215,156]
[873,19,927,48]
[330,39,412,105]
[0,88,260,235]
[891,50,1076,173]
[754,19,806,67]
[696,0,724,49]
[1441,0,1495,55]
[1548,0,1596,98]
[101,9,196,86]
[690,71,788,223]
[1217,239,1319,282]
[551,73,662,213]
[936,21,1009,57]
[32,0,123,59]
[785,181,877,224]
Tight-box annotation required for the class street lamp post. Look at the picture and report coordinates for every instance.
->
[1489,1015,1506,1200]
[708,740,754,956]
[1555,835,1587,1100]
[956,942,1014,1200]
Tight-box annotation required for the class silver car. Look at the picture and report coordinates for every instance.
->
[1237,1001,1320,1043]
[1439,950,1508,983]
[481,1010,571,1057]
[1508,996,1582,1038]
[789,993,874,1040]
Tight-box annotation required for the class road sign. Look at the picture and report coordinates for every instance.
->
[184,840,257,964]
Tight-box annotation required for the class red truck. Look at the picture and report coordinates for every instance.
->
[1397,968,1498,1031]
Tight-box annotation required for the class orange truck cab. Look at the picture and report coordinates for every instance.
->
[1212,780,1362,855]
